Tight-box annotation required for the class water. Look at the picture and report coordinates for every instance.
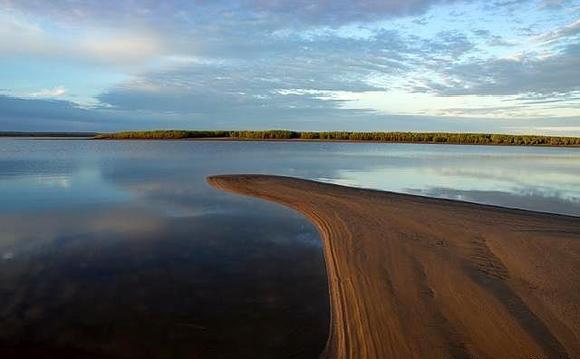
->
[1,139,579,358]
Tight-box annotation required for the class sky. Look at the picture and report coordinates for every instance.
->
[0,0,579,134]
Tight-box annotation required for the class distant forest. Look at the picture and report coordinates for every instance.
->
[95,130,580,146]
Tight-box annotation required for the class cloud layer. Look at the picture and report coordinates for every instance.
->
[1,0,579,134]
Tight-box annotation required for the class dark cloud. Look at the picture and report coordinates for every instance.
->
[0,95,95,125]
[0,93,528,133]
[4,0,458,27]
[238,0,459,26]
[0,92,375,131]
[0,95,165,131]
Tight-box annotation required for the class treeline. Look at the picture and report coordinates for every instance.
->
[95,130,228,140]
[96,130,580,146]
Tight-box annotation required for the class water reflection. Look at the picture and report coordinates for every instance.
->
[316,144,580,216]
[0,140,331,358]
[0,139,579,358]
[0,206,327,358]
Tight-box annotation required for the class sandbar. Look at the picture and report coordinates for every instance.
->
[208,175,580,359]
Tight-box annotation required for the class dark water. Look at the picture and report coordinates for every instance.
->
[1,140,579,358]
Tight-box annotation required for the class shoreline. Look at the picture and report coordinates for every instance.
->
[3,136,579,148]
[106,137,580,147]
[208,175,580,358]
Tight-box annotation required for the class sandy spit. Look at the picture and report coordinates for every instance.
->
[208,175,580,359]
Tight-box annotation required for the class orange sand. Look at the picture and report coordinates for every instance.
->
[208,175,580,359]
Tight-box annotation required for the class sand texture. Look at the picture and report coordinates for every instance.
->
[208,175,580,359]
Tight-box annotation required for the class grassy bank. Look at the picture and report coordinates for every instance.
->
[95,130,580,146]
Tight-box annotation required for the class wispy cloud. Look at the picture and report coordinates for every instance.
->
[535,19,580,43]
[413,42,580,96]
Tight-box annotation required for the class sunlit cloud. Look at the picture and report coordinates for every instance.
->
[31,85,68,98]
[0,12,164,66]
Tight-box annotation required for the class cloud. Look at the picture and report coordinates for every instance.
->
[472,29,516,47]
[535,19,580,43]
[0,13,163,66]
[415,42,580,96]
[97,74,372,125]
[0,12,50,56]
[3,0,458,28]
[2,92,579,135]
[238,0,460,26]
[96,24,482,116]
[31,85,68,98]
[94,28,418,118]
[78,32,163,65]
[0,95,161,131]
[0,95,101,129]
[417,30,475,59]
[538,0,576,9]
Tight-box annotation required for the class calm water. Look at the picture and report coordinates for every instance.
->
[1,139,579,358]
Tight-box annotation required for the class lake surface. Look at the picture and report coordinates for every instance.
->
[1,139,579,358]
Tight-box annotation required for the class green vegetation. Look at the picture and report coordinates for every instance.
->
[3,129,576,146]
[95,130,228,140]
[95,130,580,146]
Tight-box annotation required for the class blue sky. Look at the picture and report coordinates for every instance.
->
[1,0,579,134]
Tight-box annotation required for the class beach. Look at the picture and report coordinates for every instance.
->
[208,175,580,359]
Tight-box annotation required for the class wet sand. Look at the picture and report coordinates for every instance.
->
[208,175,580,359]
